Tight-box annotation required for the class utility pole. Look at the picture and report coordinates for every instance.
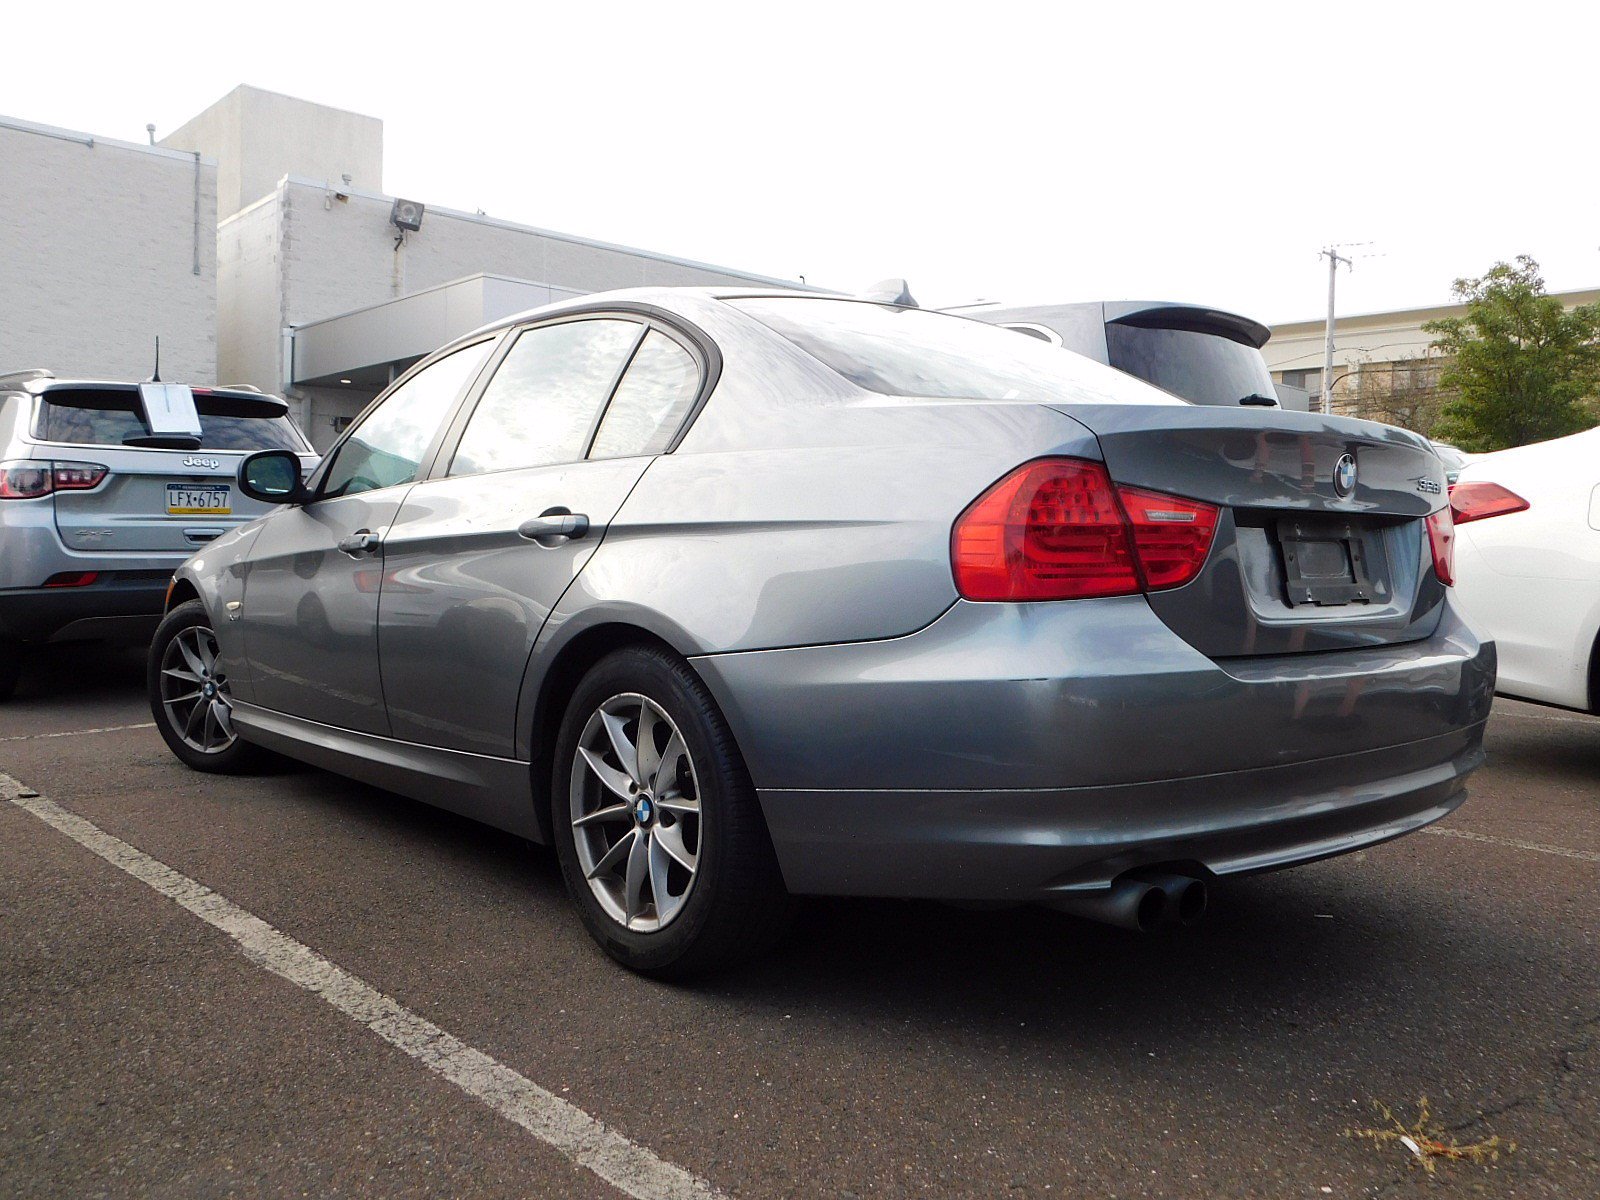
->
[1319,246,1354,415]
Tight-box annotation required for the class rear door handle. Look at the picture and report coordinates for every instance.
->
[338,529,381,556]
[518,509,590,542]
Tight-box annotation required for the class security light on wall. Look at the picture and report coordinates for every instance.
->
[390,199,425,232]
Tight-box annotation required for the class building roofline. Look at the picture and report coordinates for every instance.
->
[0,113,217,166]
[1271,286,1600,334]
[191,83,383,128]
[272,172,816,292]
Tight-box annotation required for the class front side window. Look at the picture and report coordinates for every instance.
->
[588,330,700,460]
[322,341,492,499]
[732,297,1177,406]
[449,319,642,477]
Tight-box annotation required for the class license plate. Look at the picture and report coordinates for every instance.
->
[166,483,231,515]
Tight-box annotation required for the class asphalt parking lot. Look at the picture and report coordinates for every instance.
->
[2,643,1596,1199]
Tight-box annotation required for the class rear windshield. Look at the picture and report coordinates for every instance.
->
[1104,324,1277,408]
[731,297,1176,405]
[37,392,306,451]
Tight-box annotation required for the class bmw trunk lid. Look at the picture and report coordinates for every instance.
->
[1052,403,1450,657]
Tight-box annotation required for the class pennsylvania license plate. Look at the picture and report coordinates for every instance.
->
[166,483,231,515]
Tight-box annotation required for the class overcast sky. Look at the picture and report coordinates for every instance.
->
[7,1,1595,323]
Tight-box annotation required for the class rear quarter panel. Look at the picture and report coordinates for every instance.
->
[1453,433,1600,709]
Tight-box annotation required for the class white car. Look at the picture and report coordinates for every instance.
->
[1451,425,1600,712]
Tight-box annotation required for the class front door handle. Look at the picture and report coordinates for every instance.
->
[518,509,590,543]
[338,529,381,556]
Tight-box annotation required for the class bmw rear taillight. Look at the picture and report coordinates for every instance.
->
[1116,485,1222,591]
[951,458,1219,601]
[0,460,107,498]
[1425,505,1455,586]
[1449,481,1529,525]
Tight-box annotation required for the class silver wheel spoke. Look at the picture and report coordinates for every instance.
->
[579,747,636,802]
[635,701,663,788]
[573,802,631,828]
[163,666,201,685]
[654,730,688,795]
[656,794,699,816]
[166,689,203,704]
[647,834,675,921]
[194,634,217,673]
[586,828,636,881]
[598,710,641,786]
[623,828,651,920]
[212,701,234,738]
[653,820,697,872]
[176,635,208,679]
[183,697,206,740]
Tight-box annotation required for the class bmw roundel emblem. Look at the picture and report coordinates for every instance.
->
[1332,453,1358,498]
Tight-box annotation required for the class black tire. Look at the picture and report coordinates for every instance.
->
[148,600,267,774]
[551,645,793,979]
[0,638,21,703]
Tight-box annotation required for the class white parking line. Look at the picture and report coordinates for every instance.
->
[0,721,156,743]
[0,772,724,1200]
[1423,825,1600,864]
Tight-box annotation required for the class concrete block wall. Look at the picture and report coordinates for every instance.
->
[0,118,217,384]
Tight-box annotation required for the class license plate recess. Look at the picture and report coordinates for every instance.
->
[1278,516,1375,606]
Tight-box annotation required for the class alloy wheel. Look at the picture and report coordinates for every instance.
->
[159,625,237,755]
[570,692,702,932]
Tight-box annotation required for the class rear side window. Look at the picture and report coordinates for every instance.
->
[589,331,700,460]
[449,319,642,476]
[732,297,1175,406]
[323,341,492,498]
[38,394,305,451]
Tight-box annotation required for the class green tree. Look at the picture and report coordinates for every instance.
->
[1424,256,1600,451]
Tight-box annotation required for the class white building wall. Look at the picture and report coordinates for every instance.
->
[0,118,217,383]
[216,194,286,392]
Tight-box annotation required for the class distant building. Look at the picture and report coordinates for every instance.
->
[0,116,217,384]
[2,85,812,450]
[1263,287,1600,431]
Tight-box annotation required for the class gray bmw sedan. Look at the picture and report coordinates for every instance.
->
[149,288,1493,976]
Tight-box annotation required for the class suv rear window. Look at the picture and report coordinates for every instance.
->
[37,391,306,451]
[731,297,1176,405]
[1103,323,1278,408]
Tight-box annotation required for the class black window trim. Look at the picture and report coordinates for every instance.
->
[425,304,717,482]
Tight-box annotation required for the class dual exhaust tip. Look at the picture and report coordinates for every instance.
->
[1049,869,1209,933]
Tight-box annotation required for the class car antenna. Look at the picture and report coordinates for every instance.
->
[149,336,161,383]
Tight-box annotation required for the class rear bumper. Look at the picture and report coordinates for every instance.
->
[757,727,1481,898]
[0,577,171,643]
[692,594,1494,899]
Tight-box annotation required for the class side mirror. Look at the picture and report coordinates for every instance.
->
[238,449,309,505]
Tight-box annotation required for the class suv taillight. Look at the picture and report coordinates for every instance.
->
[951,458,1219,601]
[1426,505,1455,586]
[1450,481,1529,525]
[0,460,107,498]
